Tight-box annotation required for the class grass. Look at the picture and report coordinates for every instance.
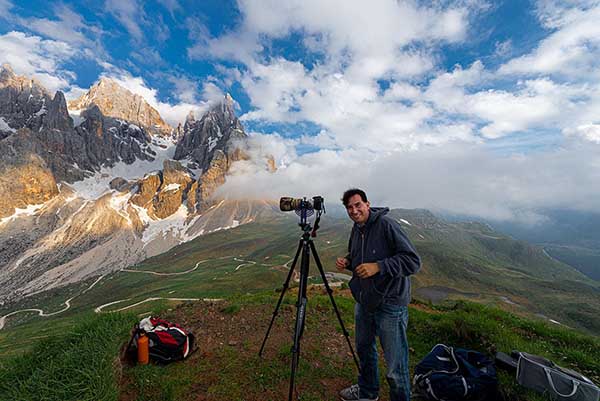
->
[0,312,135,401]
[1,290,598,401]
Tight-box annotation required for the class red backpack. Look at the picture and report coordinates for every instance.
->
[132,317,196,363]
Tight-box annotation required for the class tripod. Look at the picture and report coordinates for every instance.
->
[259,220,360,401]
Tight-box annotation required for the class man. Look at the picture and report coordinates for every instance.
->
[337,188,421,401]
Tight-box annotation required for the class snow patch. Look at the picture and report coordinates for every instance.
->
[35,101,47,117]
[69,137,175,200]
[162,183,181,192]
[68,109,84,127]
[108,191,132,223]
[0,117,16,133]
[208,136,218,152]
[139,204,189,245]
[0,203,45,226]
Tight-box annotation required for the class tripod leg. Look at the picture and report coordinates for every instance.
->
[259,239,303,357]
[289,296,306,401]
[309,240,361,373]
[289,238,310,401]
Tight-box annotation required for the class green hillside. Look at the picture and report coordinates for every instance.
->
[1,209,598,338]
[0,291,598,401]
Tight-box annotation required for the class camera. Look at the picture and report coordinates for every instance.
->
[280,196,324,212]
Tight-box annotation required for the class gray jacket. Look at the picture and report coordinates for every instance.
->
[346,207,421,310]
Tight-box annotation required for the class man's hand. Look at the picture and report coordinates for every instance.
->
[335,257,350,272]
[355,263,380,278]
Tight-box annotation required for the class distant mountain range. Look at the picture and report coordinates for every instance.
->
[0,63,598,338]
[487,210,600,281]
[0,63,276,305]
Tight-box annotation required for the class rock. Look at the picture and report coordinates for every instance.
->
[130,172,162,208]
[266,155,277,172]
[198,150,229,209]
[109,177,132,192]
[186,181,200,213]
[68,77,172,136]
[0,63,51,134]
[44,91,73,132]
[174,94,248,172]
[0,152,59,218]
[152,160,194,218]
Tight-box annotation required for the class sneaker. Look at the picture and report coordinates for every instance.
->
[339,384,379,401]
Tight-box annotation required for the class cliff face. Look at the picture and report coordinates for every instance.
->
[174,95,249,209]
[0,64,272,305]
[0,64,51,137]
[68,77,172,136]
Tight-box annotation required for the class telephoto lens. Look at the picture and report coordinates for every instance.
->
[280,197,301,212]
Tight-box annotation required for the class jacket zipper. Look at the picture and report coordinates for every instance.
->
[361,232,365,264]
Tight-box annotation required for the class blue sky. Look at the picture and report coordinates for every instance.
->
[1,0,600,220]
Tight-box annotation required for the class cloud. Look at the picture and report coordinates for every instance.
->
[105,0,145,40]
[188,0,474,74]
[20,4,97,47]
[158,0,181,18]
[0,31,77,93]
[565,124,600,144]
[499,2,600,76]
[218,136,600,221]
[0,0,13,18]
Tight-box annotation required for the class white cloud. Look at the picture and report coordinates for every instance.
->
[499,2,600,76]
[565,124,600,144]
[158,0,181,17]
[189,0,474,77]
[0,31,77,93]
[219,138,600,221]
[0,0,13,18]
[105,0,144,40]
[20,4,95,47]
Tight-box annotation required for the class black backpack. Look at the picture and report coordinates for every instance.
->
[413,344,498,401]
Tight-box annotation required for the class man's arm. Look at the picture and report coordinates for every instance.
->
[377,219,421,277]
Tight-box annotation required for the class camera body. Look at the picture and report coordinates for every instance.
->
[280,196,324,212]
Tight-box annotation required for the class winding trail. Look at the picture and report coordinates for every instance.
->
[122,260,209,276]
[0,275,105,330]
[94,297,201,313]
[234,257,257,271]
[1,253,345,328]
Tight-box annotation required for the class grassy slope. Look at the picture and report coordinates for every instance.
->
[1,291,598,401]
[1,210,598,340]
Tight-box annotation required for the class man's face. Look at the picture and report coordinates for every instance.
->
[345,194,370,225]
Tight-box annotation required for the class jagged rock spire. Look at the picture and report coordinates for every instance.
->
[68,77,172,136]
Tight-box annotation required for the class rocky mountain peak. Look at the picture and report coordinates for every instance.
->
[0,64,16,82]
[0,64,52,136]
[68,77,172,136]
[45,91,73,131]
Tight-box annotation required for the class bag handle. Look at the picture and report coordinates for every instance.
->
[544,367,579,398]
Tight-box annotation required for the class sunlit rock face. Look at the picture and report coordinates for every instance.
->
[68,77,172,136]
[0,65,273,304]
[0,151,59,217]
[174,95,250,209]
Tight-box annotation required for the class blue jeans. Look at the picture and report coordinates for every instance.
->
[355,302,410,401]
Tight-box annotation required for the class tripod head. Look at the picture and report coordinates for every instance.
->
[279,196,326,237]
[298,204,324,237]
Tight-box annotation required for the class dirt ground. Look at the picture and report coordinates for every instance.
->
[119,288,365,401]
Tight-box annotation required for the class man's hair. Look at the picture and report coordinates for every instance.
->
[342,188,368,206]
